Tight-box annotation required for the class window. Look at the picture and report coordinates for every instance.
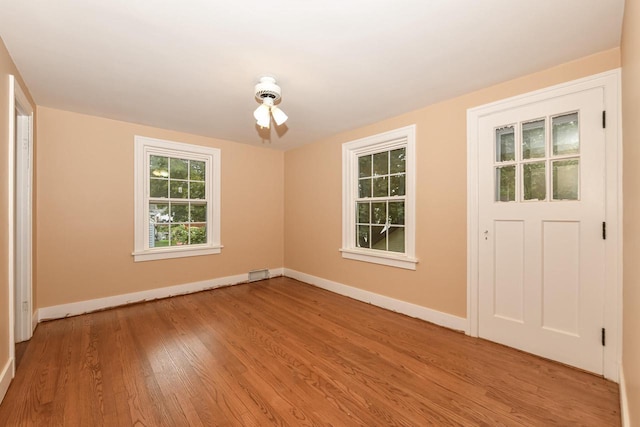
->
[341,125,417,270]
[133,136,221,262]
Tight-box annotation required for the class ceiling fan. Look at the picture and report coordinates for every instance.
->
[253,76,288,129]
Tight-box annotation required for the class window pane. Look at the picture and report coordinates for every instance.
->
[150,203,170,223]
[495,166,516,202]
[170,181,188,198]
[523,162,546,201]
[388,201,405,225]
[357,202,369,223]
[553,159,579,200]
[190,225,207,244]
[372,176,388,197]
[390,175,405,196]
[553,113,579,156]
[372,202,386,224]
[190,204,207,223]
[357,225,370,248]
[150,155,168,178]
[522,120,545,159]
[390,148,406,174]
[388,227,405,253]
[358,178,372,198]
[190,182,205,199]
[150,178,168,198]
[190,160,205,181]
[373,151,389,176]
[171,203,189,222]
[371,225,387,251]
[170,224,189,246]
[153,225,170,247]
[170,158,188,179]
[358,155,372,178]
[496,126,515,162]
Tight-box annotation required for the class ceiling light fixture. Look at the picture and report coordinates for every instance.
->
[254,76,288,129]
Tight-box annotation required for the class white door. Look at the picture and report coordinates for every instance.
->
[478,87,605,374]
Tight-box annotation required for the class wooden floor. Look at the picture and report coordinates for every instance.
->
[0,277,620,426]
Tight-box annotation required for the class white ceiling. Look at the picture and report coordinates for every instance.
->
[0,1,625,150]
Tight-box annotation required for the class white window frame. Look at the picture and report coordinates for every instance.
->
[341,125,417,270]
[133,135,222,262]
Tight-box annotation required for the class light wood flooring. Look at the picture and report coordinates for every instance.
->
[0,277,620,426]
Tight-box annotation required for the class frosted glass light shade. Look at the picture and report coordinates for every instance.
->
[254,104,271,128]
[271,106,288,126]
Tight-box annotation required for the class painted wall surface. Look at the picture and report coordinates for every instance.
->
[622,0,640,423]
[284,48,620,318]
[0,37,35,382]
[36,107,284,308]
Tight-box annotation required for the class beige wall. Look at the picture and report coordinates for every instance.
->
[36,107,284,307]
[0,37,36,384]
[284,48,620,318]
[622,0,640,423]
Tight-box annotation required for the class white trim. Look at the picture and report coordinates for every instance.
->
[31,309,38,333]
[269,267,284,277]
[284,268,466,331]
[133,135,222,262]
[13,78,34,343]
[132,245,223,262]
[7,76,16,368]
[37,268,283,321]
[339,248,418,270]
[466,69,622,380]
[341,125,417,270]
[619,365,630,427]
[0,357,14,405]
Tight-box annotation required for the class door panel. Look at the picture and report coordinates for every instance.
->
[478,87,605,374]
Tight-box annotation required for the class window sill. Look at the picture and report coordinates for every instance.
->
[340,248,418,270]
[133,245,223,262]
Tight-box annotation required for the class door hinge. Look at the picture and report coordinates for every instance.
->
[601,328,606,346]
[602,222,606,240]
[22,301,28,312]
[602,111,606,129]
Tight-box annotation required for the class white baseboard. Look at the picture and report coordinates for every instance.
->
[284,269,467,332]
[36,266,464,333]
[31,309,38,333]
[620,365,630,427]
[38,268,282,322]
[0,357,15,406]
[269,267,284,278]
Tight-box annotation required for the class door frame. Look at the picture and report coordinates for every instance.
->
[466,69,622,381]
[8,75,34,352]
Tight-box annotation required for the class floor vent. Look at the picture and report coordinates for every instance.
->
[248,269,270,282]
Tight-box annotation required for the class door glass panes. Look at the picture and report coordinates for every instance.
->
[494,111,581,204]
[553,113,579,155]
[553,159,579,200]
[523,162,546,201]
[496,126,515,162]
[522,120,545,159]
[496,166,516,202]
